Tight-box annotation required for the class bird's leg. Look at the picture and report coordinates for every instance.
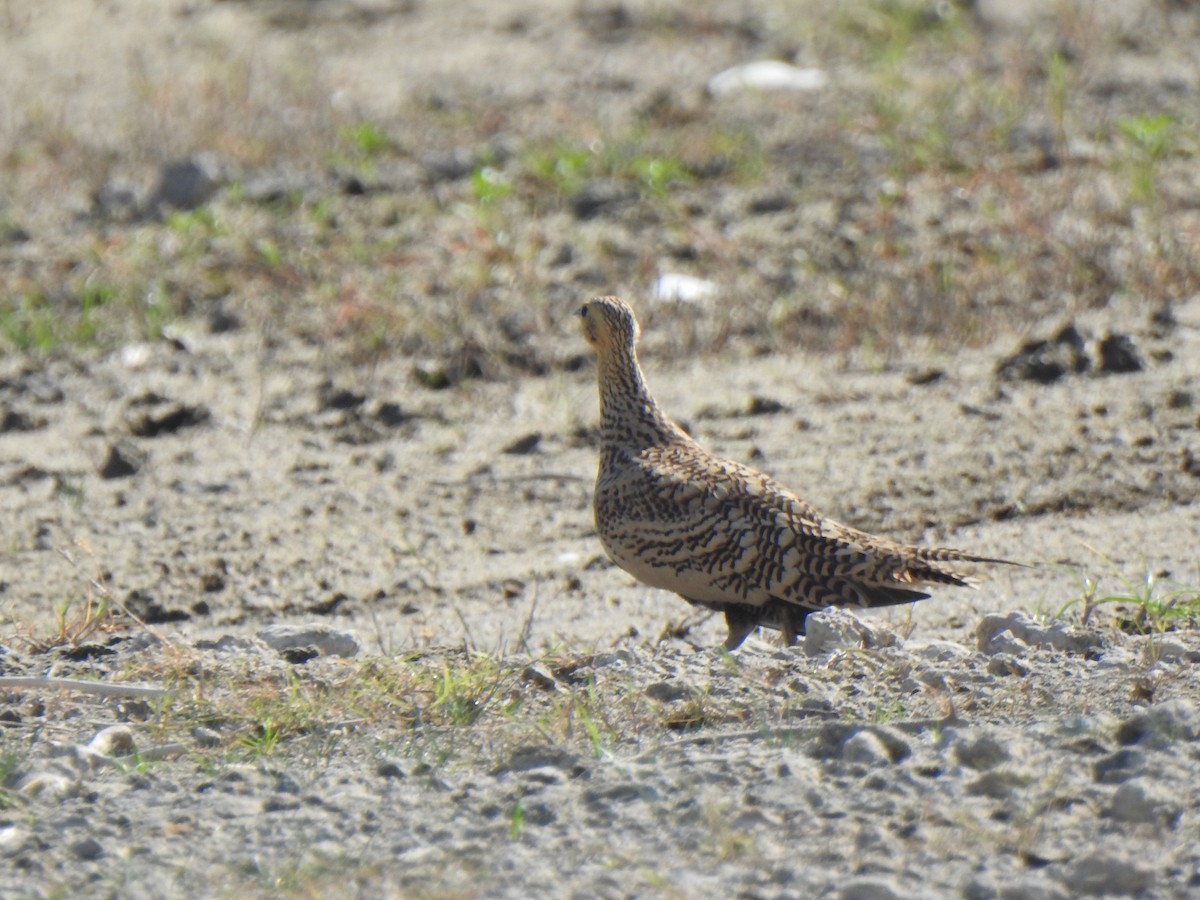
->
[723,607,758,651]
[780,607,798,647]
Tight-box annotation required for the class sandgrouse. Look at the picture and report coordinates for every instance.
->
[579,295,1015,650]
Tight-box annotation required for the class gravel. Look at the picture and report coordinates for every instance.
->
[0,615,1198,896]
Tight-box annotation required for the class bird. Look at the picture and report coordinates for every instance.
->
[577,295,1017,650]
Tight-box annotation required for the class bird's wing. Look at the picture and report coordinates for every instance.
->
[599,444,973,612]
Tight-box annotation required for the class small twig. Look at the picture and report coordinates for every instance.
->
[56,543,175,650]
[248,326,270,438]
[368,601,391,657]
[0,676,170,700]
[453,606,477,656]
[1079,579,1098,627]
[517,582,539,655]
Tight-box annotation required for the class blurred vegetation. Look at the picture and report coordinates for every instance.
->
[1,0,1197,373]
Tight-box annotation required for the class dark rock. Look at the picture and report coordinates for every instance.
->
[521,665,559,691]
[645,680,689,702]
[376,760,405,779]
[502,432,541,455]
[747,193,793,214]
[907,369,945,386]
[319,383,365,411]
[148,154,228,213]
[744,396,788,416]
[207,306,241,334]
[0,410,39,433]
[369,400,408,426]
[125,589,191,624]
[339,173,367,196]
[0,221,30,244]
[69,837,104,861]
[571,179,635,219]
[996,323,1089,383]
[126,402,210,437]
[56,643,116,661]
[306,592,348,616]
[422,148,482,182]
[281,646,319,664]
[1097,333,1143,374]
[98,444,140,479]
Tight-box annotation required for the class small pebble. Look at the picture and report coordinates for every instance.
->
[0,825,31,858]
[1109,778,1178,826]
[1093,748,1146,785]
[1061,850,1154,896]
[953,731,1010,771]
[1115,699,1199,747]
[841,731,892,767]
[645,680,689,702]
[837,875,905,900]
[88,725,138,757]
[495,745,581,775]
[17,772,76,800]
[804,608,892,656]
[258,625,360,659]
[69,837,104,861]
[191,727,223,749]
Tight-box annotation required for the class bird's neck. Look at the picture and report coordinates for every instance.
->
[597,346,689,452]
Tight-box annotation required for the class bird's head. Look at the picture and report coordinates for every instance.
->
[578,296,640,357]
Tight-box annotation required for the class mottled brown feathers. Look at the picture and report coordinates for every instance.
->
[578,295,1016,650]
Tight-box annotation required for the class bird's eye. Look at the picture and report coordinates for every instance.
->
[578,305,588,318]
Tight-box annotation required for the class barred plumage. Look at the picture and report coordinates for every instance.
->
[578,295,1017,650]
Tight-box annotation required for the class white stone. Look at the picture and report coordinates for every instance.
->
[88,725,137,758]
[708,61,828,96]
[17,771,76,800]
[805,608,893,656]
[653,273,717,303]
[0,825,30,858]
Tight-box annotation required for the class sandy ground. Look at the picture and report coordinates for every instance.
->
[3,297,1199,653]
[1,0,1199,897]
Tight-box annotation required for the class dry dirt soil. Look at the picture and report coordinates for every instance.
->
[1,1,1200,897]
